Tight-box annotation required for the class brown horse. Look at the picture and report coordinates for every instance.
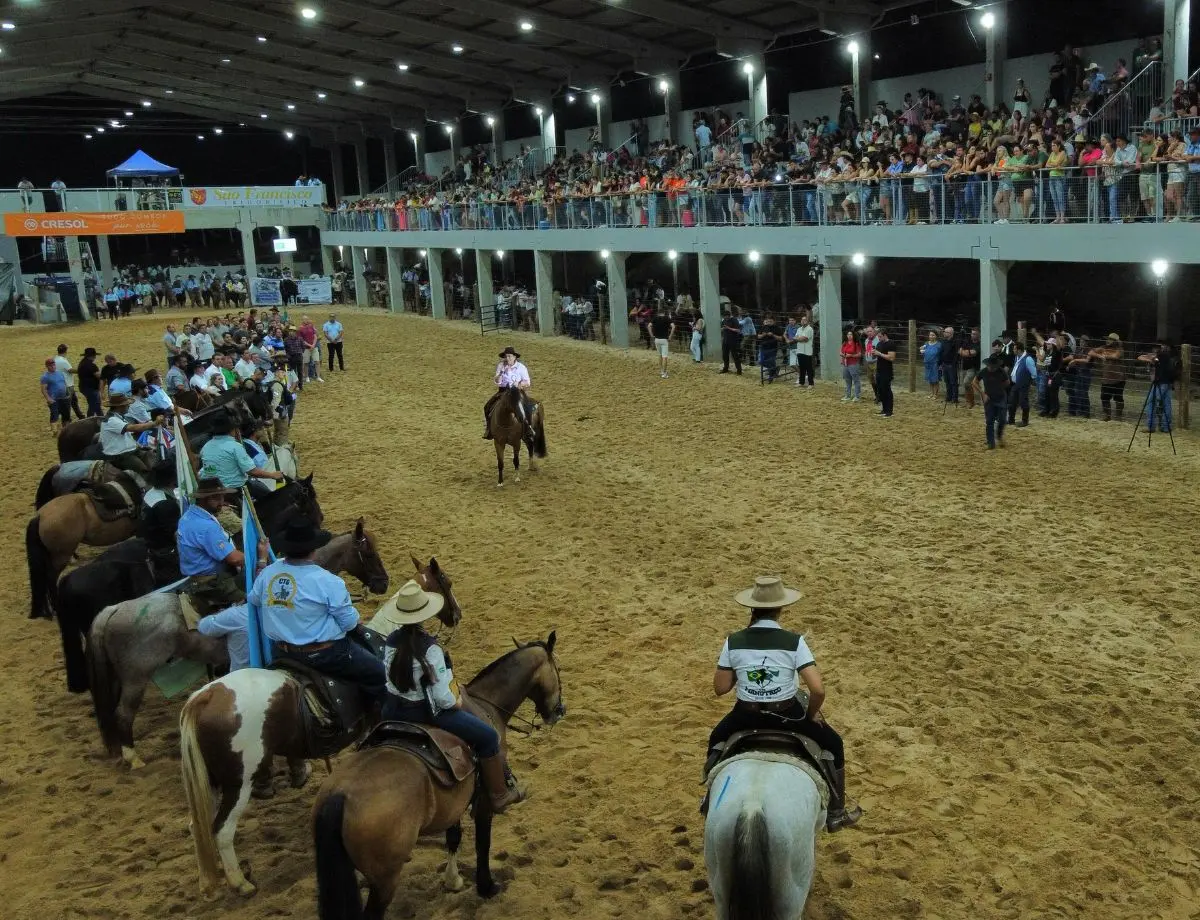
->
[310,633,564,918]
[178,555,462,897]
[26,476,144,619]
[489,387,547,487]
[34,460,125,509]
[57,417,103,462]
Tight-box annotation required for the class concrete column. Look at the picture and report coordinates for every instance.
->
[852,45,872,130]
[329,144,346,203]
[95,234,114,288]
[408,132,424,176]
[1163,0,1192,84]
[660,73,681,145]
[605,251,629,348]
[475,250,495,311]
[534,250,556,336]
[542,112,558,159]
[817,258,844,382]
[744,54,768,131]
[698,252,723,361]
[353,139,371,195]
[592,96,612,150]
[321,245,336,277]
[984,15,1007,111]
[382,139,399,194]
[351,246,368,307]
[979,259,1009,353]
[386,247,405,313]
[428,249,447,319]
[488,116,506,165]
[63,236,92,321]
[240,225,258,279]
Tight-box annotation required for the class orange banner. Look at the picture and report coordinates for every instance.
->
[3,211,185,236]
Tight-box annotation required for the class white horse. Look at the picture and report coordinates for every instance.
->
[263,442,298,478]
[704,754,829,920]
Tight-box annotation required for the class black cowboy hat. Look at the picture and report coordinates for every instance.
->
[498,346,521,359]
[80,346,98,357]
[277,517,333,556]
[193,477,236,499]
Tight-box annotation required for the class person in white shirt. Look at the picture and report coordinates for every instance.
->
[191,363,219,395]
[483,345,532,440]
[100,394,163,475]
[53,343,85,421]
[234,349,259,381]
[203,360,228,392]
[192,325,215,362]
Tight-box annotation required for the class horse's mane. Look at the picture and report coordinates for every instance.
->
[467,641,549,687]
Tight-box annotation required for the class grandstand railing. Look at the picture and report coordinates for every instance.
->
[1087,61,1160,143]
[324,164,1200,232]
[0,184,325,213]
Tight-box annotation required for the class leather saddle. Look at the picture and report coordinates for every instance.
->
[84,479,139,522]
[271,657,372,759]
[359,721,476,789]
[701,729,836,816]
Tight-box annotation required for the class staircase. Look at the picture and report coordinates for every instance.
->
[1087,61,1160,142]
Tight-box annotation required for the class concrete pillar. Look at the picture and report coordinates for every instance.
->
[1163,0,1192,84]
[744,54,768,131]
[542,112,558,159]
[592,96,611,150]
[817,258,844,382]
[428,249,447,319]
[488,116,506,165]
[984,14,1007,111]
[605,252,629,348]
[852,44,872,130]
[386,247,405,313]
[63,236,92,321]
[351,246,368,307]
[534,250,556,336]
[321,245,336,277]
[475,250,495,312]
[382,139,399,194]
[979,259,1009,353]
[353,139,370,195]
[240,225,258,279]
[660,73,681,145]
[408,131,424,177]
[698,252,723,361]
[329,144,346,203]
[95,234,114,289]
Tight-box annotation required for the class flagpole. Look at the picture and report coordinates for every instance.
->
[242,487,276,666]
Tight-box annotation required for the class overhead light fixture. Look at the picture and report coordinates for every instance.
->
[286,103,296,110]
[285,130,295,140]
[534,106,543,116]
[667,249,678,261]
[141,100,151,107]
[658,79,669,93]
[96,126,105,133]
[353,77,365,87]
[851,252,866,267]
[397,62,409,71]
[197,134,205,140]
[495,249,505,258]
[874,53,880,60]
[317,91,326,99]
[742,61,754,74]
[164,89,174,94]
[260,113,269,119]
[444,123,453,134]
[519,20,533,31]
[408,131,418,141]
[1151,258,1169,278]
[239,121,246,126]
[455,247,463,255]
[980,11,996,29]
[0,22,14,30]
[109,119,119,126]
[84,134,93,139]
[451,43,464,54]
[748,250,760,264]
[590,93,601,104]
[600,249,610,259]
[300,6,318,19]
[419,249,427,258]
[214,127,224,134]
[221,57,231,64]
[124,110,133,116]
[486,115,495,126]
[257,35,267,42]
[566,93,575,103]
[847,40,859,54]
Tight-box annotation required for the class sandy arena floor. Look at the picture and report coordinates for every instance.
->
[0,310,1197,920]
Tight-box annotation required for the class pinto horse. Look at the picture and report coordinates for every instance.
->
[310,633,564,919]
[178,555,459,897]
[88,520,390,772]
[489,387,547,487]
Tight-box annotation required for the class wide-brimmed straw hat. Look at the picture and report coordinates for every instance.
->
[734,575,801,609]
[193,477,236,499]
[372,579,445,629]
[276,517,333,556]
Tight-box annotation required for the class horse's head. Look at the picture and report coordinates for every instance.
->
[347,517,390,595]
[515,631,565,725]
[412,554,461,628]
[285,473,323,527]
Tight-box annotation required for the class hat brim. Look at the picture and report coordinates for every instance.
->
[278,529,333,556]
[193,485,237,498]
[370,588,445,631]
[734,585,802,609]
[498,350,521,359]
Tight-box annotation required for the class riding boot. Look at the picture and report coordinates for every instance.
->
[825,767,863,832]
[1102,406,1111,422]
[480,754,526,813]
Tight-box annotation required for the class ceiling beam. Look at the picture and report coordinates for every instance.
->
[794,0,884,16]
[576,0,775,44]
[74,76,306,129]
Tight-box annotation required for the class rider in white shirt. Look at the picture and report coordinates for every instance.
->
[482,345,532,440]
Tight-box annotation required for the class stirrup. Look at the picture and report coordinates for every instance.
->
[826,803,863,832]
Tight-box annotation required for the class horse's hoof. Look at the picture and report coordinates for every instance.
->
[443,873,465,893]
[121,746,146,770]
[476,878,500,900]
[235,880,257,898]
[496,482,504,489]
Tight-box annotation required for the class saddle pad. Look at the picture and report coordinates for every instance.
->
[360,721,475,787]
[707,751,830,811]
[179,593,202,631]
[90,480,137,521]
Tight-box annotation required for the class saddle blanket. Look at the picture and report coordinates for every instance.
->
[706,751,830,811]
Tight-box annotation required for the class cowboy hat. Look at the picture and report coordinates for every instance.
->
[276,517,333,556]
[734,575,801,609]
[372,579,445,629]
[106,393,133,410]
[80,347,98,357]
[1106,332,1121,342]
[498,346,521,359]
[193,477,236,499]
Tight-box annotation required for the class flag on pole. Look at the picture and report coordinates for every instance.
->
[241,490,271,667]
[174,413,198,513]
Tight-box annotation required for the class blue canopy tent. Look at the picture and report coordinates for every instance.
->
[106,150,182,210]
[106,150,181,180]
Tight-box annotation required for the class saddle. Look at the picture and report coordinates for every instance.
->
[52,460,107,496]
[271,658,372,759]
[701,729,836,816]
[358,721,476,788]
[84,479,139,522]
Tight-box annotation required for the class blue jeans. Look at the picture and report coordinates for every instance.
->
[82,388,102,417]
[1049,177,1067,218]
[273,636,387,702]
[843,364,861,398]
[1106,183,1120,221]
[942,365,959,402]
[1147,383,1173,432]
[381,699,501,758]
[985,400,1007,447]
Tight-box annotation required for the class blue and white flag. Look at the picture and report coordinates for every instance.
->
[241,490,272,667]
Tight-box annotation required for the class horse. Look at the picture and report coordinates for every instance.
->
[489,387,547,487]
[56,537,180,693]
[57,417,103,462]
[307,633,564,918]
[703,756,828,920]
[88,519,391,772]
[255,473,322,539]
[26,474,146,620]
[177,555,461,897]
[34,460,126,509]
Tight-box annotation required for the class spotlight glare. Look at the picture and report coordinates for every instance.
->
[124,110,133,116]
[535,106,543,116]
[96,127,105,133]
[1151,259,1169,278]
[847,40,860,54]
[317,92,327,99]
[164,89,174,94]
[221,57,231,63]
[0,22,14,30]
[496,249,505,258]
[455,247,463,255]
[451,43,464,53]
[667,249,678,261]
[300,6,318,20]
[197,134,204,140]
[84,134,93,139]
[486,115,495,126]
[600,249,610,259]
[409,131,418,141]
[419,249,427,258]
[590,93,601,105]
[566,93,575,103]
[851,252,866,267]
[260,113,269,119]
[285,130,295,140]
[141,100,151,107]
[742,61,754,74]
[353,77,365,87]
[397,62,409,71]
[214,127,223,134]
[444,123,453,134]
[519,20,533,31]
[748,250,760,264]
[658,79,669,92]
[257,35,267,42]
[980,11,996,29]
[286,103,296,110]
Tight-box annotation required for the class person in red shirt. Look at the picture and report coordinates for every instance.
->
[840,329,864,401]
[297,315,322,383]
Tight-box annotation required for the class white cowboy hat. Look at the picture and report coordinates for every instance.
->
[371,579,445,631]
[734,575,801,609]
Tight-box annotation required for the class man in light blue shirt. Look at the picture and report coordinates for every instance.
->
[198,412,283,497]
[177,478,259,614]
[322,313,345,372]
[197,605,251,671]
[251,518,385,701]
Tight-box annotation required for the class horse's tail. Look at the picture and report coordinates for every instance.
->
[531,407,548,458]
[55,572,91,693]
[35,465,59,509]
[25,516,53,620]
[314,793,363,920]
[179,691,223,893]
[86,606,123,756]
[727,809,776,920]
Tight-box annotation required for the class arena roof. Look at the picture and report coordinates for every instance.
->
[0,0,937,137]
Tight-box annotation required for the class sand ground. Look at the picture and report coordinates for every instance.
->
[0,310,1197,920]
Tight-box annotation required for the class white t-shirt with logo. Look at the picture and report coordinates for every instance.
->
[716,620,815,704]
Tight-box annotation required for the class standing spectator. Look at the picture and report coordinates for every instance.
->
[1089,333,1126,421]
[695,119,713,165]
[323,312,345,372]
[17,178,35,212]
[166,354,191,395]
[1184,126,1200,219]
[39,358,72,434]
[839,328,863,401]
[719,310,742,375]
[737,308,757,368]
[649,307,674,379]
[874,328,896,417]
[939,326,960,404]
[98,353,121,399]
[784,314,800,379]
[959,328,981,408]
[77,346,103,417]
[1007,342,1037,427]
[1066,337,1093,418]
[283,325,306,391]
[920,330,941,399]
[794,311,815,389]
[50,178,67,210]
[54,343,86,421]
[689,314,705,364]
[163,324,181,365]
[1137,340,1177,433]
[298,314,321,382]
[972,354,1010,449]
[758,316,782,382]
[1038,336,1065,418]
[861,324,879,403]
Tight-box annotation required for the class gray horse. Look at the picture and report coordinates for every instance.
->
[87,521,390,769]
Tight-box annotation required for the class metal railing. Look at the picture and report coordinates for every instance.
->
[1087,61,1160,143]
[1,184,324,213]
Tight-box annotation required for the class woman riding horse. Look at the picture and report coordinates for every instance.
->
[381,580,526,813]
[483,345,533,441]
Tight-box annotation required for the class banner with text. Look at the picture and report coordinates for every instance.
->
[297,278,333,303]
[186,186,324,208]
[250,277,282,306]
[3,211,185,236]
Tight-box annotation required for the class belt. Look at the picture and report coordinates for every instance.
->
[736,698,798,713]
[274,640,335,653]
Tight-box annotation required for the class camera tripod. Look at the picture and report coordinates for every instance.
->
[1127,383,1176,455]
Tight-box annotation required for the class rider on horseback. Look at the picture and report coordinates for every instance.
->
[483,346,534,441]
[178,477,262,616]
[380,581,526,813]
[100,394,165,477]
[706,576,862,832]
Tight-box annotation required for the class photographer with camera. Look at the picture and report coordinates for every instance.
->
[1137,340,1177,433]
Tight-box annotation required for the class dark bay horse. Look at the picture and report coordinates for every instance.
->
[35,461,127,509]
[90,520,392,773]
[178,554,459,897]
[310,633,563,918]
[57,417,103,462]
[489,387,547,487]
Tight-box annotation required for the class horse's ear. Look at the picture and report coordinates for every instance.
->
[304,473,313,486]
[546,630,557,656]
[429,556,440,573]
[411,554,422,571]
[354,517,364,540]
